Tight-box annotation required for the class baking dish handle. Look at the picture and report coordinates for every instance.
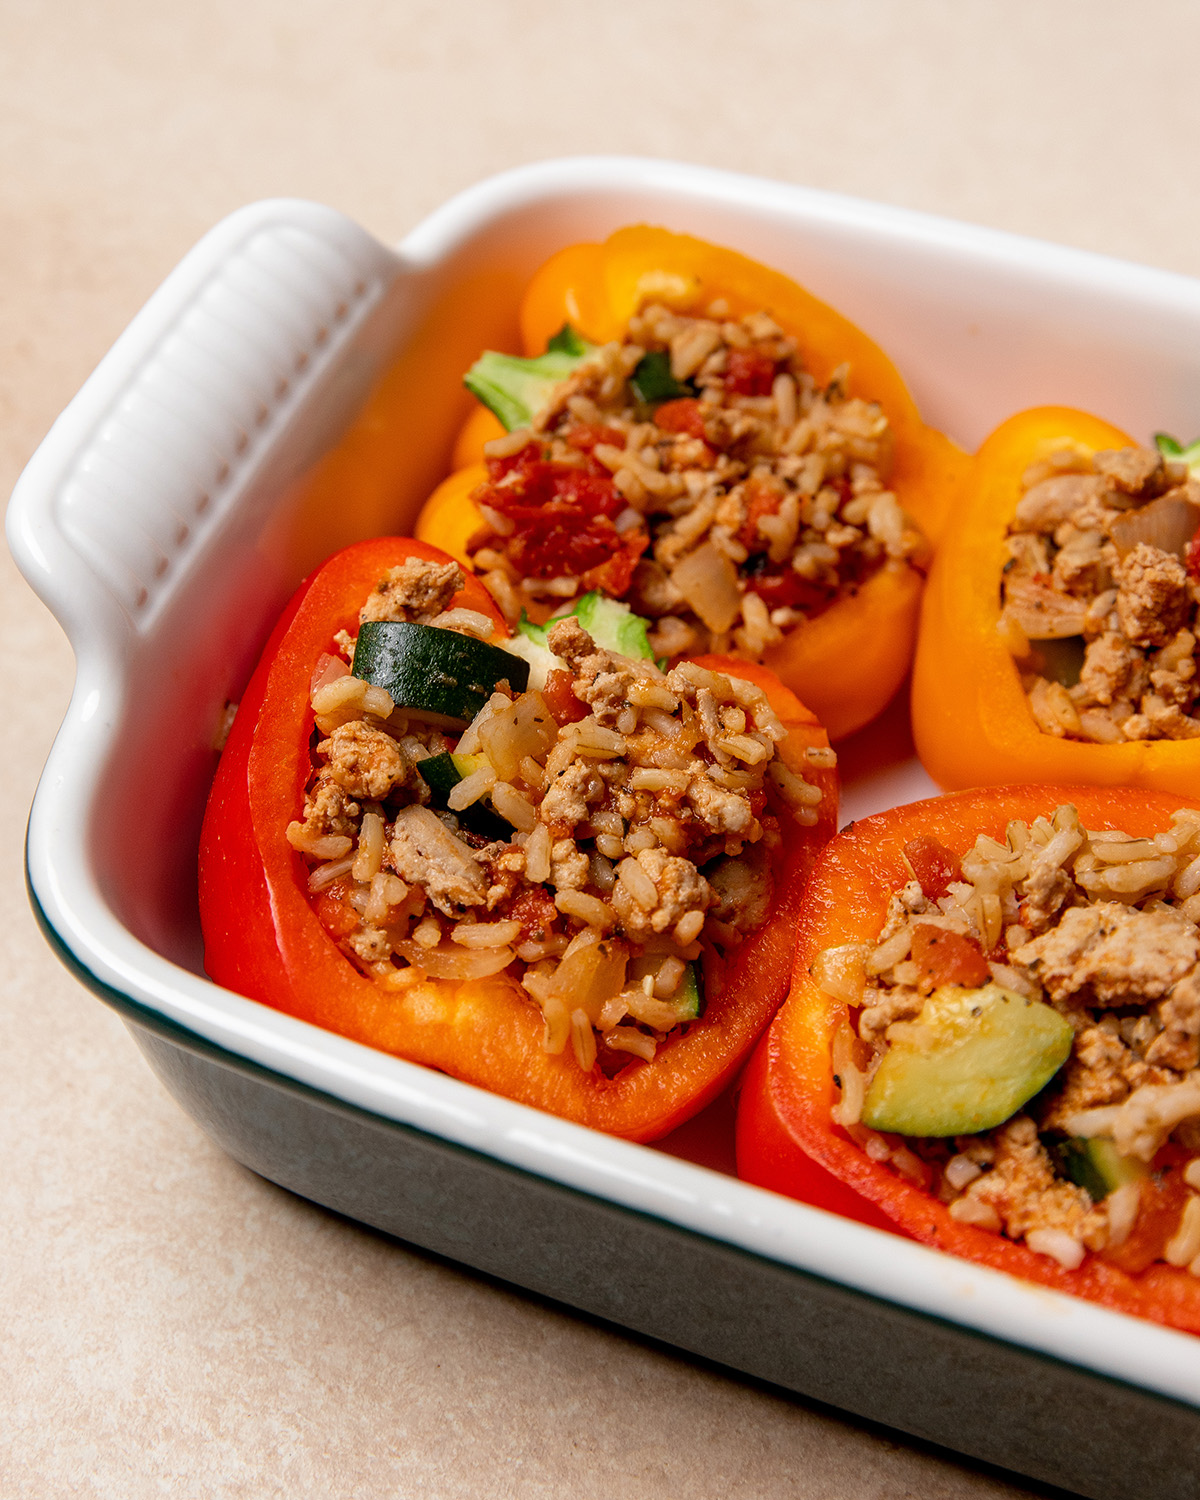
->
[7,198,403,653]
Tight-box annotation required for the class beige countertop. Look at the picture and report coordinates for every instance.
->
[5,4,1200,1495]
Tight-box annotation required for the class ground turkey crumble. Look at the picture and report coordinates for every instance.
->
[999,443,1200,742]
[285,557,828,1074]
[467,299,926,663]
[817,804,1200,1275]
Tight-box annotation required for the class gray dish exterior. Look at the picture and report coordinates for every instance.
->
[30,877,1200,1500]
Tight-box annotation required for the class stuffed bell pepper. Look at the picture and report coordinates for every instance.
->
[737,784,1200,1334]
[913,406,1200,797]
[416,225,968,740]
[199,537,838,1141]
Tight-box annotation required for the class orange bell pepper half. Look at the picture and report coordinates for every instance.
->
[912,405,1200,799]
[198,537,838,1141]
[735,783,1200,1335]
[417,225,969,741]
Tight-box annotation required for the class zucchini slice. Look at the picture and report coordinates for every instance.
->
[464,324,597,432]
[518,593,655,661]
[352,622,529,728]
[674,961,703,1021]
[417,751,511,841]
[1156,431,1200,478]
[1056,1136,1149,1202]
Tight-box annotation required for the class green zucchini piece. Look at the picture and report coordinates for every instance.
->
[417,751,510,841]
[674,961,703,1021]
[352,622,529,728]
[416,751,477,803]
[573,592,655,660]
[464,327,597,432]
[516,594,655,663]
[1156,431,1200,477]
[1056,1136,1148,1202]
[516,612,551,650]
[630,349,693,406]
[861,982,1073,1138]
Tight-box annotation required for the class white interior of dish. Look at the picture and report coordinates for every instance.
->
[13,157,1200,1404]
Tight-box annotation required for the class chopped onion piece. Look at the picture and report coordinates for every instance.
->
[670,541,742,633]
[394,940,516,979]
[1111,494,1200,559]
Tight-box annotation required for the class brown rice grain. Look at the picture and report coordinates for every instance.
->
[287,826,354,859]
[524,823,552,884]
[451,919,523,949]
[554,889,616,929]
[352,811,386,882]
[605,1026,657,1062]
[448,763,497,811]
[673,910,705,945]
[307,855,356,892]
[491,781,537,832]
[570,1007,598,1071]
[484,427,535,459]
[618,856,659,910]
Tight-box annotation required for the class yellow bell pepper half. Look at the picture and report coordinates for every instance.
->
[912,405,1200,798]
[418,225,969,740]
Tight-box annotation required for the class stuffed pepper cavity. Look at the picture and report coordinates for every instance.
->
[914,407,1200,796]
[417,226,969,740]
[199,538,838,1141]
[736,785,1200,1334]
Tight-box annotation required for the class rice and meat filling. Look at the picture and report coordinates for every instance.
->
[287,557,826,1073]
[819,803,1200,1275]
[469,301,926,662]
[999,442,1200,741]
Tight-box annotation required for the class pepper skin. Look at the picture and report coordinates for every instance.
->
[735,784,1200,1335]
[911,405,1200,799]
[199,537,838,1142]
[417,225,970,741]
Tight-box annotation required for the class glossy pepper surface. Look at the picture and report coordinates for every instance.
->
[912,405,1200,798]
[199,537,838,1142]
[735,783,1200,1334]
[416,225,969,741]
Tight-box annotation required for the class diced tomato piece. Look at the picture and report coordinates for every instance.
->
[745,564,834,616]
[725,348,779,397]
[564,423,626,455]
[738,477,784,550]
[1185,534,1200,581]
[504,886,559,944]
[475,456,646,581]
[580,526,647,596]
[654,398,708,439]
[506,515,623,579]
[313,887,359,939]
[484,463,622,522]
[542,668,589,726]
[1102,1171,1190,1275]
[903,835,962,902]
[910,923,989,992]
[485,442,545,483]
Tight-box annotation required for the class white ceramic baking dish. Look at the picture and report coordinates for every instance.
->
[13,158,1200,1500]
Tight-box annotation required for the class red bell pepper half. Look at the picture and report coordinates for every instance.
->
[199,537,838,1141]
[736,784,1200,1334]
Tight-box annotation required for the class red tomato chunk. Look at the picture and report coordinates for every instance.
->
[910,923,990,992]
